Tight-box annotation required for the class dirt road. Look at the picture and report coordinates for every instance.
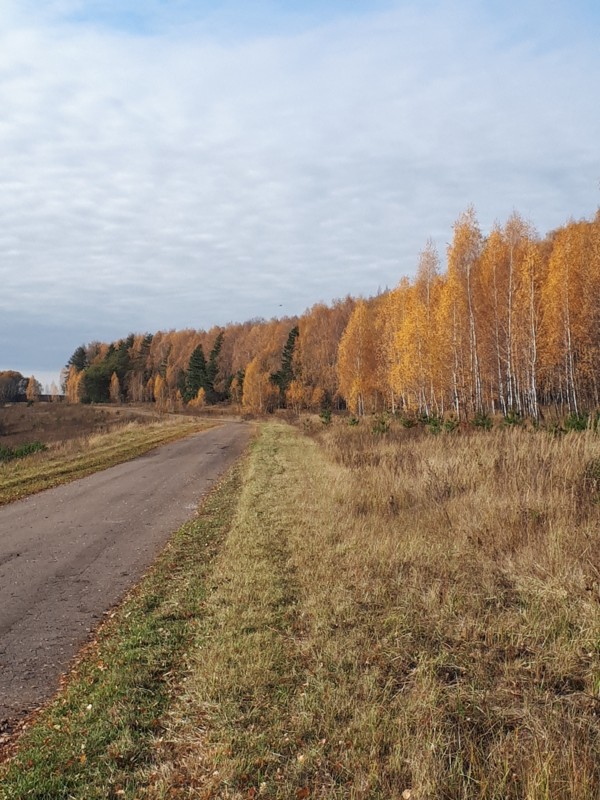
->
[0,422,250,729]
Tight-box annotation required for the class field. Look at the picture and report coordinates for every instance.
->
[1,418,600,798]
[0,403,214,505]
[0,402,165,448]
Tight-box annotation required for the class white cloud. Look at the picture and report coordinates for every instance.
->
[0,0,598,375]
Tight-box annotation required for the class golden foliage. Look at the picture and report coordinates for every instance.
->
[65,207,600,420]
[242,357,279,414]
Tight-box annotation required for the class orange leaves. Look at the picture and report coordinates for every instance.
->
[61,206,600,420]
[337,300,378,415]
[242,357,279,414]
[109,372,120,404]
[65,365,85,404]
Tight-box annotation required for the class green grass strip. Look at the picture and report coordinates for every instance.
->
[0,456,246,800]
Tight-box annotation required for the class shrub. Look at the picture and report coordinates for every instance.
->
[399,415,415,428]
[443,416,459,433]
[564,412,589,432]
[472,411,493,430]
[503,409,523,426]
[371,413,390,435]
[426,414,443,435]
[319,408,332,425]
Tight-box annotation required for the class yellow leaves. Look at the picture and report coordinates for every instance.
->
[65,365,85,404]
[230,374,243,404]
[296,298,354,398]
[53,207,600,420]
[109,372,120,404]
[309,385,326,410]
[337,300,378,415]
[448,205,482,282]
[153,374,168,411]
[285,379,307,412]
[188,387,206,409]
[242,357,279,414]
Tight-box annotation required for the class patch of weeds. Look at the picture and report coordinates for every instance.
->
[348,415,360,426]
[443,416,459,433]
[564,412,589,432]
[302,417,316,434]
[503,409,523,426]
[371,413,390,435]
[426,414,443,435]
[399,415,416,428]
[472,411,493,430]
[319,408,332,425]
[0,441,47,462]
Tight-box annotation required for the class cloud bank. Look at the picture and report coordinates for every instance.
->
[0,0,598,377]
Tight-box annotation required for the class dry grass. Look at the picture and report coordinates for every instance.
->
[315,421,600,797]
[142,421,600,799]
[3,419,598,798]
[0,416,213,505]
[0,402,157,447]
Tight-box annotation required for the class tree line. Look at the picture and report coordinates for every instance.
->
[0,371,50,403]
[63,206,600,420]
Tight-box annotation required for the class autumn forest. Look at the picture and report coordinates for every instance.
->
[63,206,600,422]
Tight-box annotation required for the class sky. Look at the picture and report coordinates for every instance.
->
[0,0,599,388]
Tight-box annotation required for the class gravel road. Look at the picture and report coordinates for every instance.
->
[0,422,249,730]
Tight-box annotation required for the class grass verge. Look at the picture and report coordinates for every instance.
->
[0,455,246,799]
[3,421,599,798]
[142,422,600,799]
[0,417,214,506]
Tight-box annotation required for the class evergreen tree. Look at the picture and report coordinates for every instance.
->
[206,331,224,402]
[82,364,111,403]
[185,345,207,401]
[271,326,299,405]
[103,338,132,383]
[138,333,154,382]
[67,345,88,372]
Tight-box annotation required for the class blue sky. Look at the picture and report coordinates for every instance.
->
[0,0,598,388]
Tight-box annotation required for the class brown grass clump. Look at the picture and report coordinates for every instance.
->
[139,421,600,799]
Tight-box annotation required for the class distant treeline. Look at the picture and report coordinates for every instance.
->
[0,372,51,404]
[63,206,600,420]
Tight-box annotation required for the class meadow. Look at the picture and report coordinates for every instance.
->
[0,403,213,504]
[1,417,599,799]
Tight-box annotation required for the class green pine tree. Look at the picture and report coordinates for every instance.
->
[270,326,299,405]
[206,331,224,402]
[185,345,207,402]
